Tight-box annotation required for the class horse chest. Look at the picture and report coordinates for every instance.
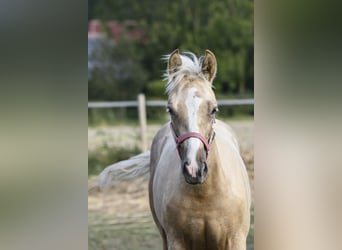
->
[163,195,235,249]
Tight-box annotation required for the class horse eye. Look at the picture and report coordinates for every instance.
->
[210,106,218,115]
[166,106,174,115]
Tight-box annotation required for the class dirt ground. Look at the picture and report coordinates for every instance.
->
[88,120,254,250]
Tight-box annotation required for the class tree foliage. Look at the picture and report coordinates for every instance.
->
[89,0,253,100]
[88,39,147,100]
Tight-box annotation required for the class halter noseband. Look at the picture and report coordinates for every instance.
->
[170,121,216,159]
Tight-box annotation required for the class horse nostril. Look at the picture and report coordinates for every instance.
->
[203,163,208,174]
[183,159,191,167]
[200,160,208,172]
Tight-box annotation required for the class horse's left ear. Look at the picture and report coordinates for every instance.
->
[201,50,217,84]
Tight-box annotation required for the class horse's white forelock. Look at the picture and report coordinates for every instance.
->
[163,52,206,95]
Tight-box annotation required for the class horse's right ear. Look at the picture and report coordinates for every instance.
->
[168,49,182,75]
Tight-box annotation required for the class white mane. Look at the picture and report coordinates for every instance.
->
[163,52,206,94]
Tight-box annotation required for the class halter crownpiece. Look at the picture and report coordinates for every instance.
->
[170,122,216,159]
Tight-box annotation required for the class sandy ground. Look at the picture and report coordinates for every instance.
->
[88,120,254,250]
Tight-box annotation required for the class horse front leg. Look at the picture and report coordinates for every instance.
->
[167,242,186,250]
[160,230,167,250]
[165,234,187,250]
[228,233,247,250]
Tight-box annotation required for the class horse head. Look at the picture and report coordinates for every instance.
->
[165,49,218,185]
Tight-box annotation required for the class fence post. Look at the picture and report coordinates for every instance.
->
[138,94,148,152]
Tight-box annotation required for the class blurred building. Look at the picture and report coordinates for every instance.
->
[88,20,145,79]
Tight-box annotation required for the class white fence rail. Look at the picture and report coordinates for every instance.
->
[88,94,254,152]
[88,98,254,108]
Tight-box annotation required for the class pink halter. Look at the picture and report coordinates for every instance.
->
[170,122,216,159]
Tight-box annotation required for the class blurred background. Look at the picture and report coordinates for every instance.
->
[88,0,254,124]
[2,0,341,249]
[87,0,254,249]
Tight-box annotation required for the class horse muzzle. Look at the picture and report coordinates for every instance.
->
[170,122,215,184]
[182,158,208,185]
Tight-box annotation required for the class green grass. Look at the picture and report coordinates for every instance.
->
[88,145,140,176]
[88,208,254,250]
[247,206,254,250]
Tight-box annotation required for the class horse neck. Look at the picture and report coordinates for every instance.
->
[206,141,225,190]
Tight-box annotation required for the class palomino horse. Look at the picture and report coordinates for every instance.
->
[99,49,251,250]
